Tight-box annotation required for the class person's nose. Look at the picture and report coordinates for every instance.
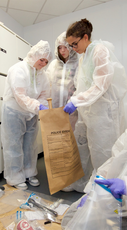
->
[72,47,77,51]
[61,47,65,52]
[43,62,47,66]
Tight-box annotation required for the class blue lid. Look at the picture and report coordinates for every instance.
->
[95,175,122,203]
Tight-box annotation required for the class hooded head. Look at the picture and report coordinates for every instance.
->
[24,40,52,68]
[55,31,77,62]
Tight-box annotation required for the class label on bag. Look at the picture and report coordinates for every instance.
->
[17,219,34,230]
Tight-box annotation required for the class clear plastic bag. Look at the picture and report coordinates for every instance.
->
[65,181,122,230]
[20,192,63,224]
[20,192,56,210]
[20,192,63,216]
[1,189,28,207]
[0,211,46,230]
[0,189,28,215]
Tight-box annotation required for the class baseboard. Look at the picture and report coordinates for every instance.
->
[38,152,44,159]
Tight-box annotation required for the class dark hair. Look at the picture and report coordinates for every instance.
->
[66,18,93,40]
[58,47,66,63]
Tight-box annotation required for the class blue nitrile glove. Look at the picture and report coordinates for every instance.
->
[39,104,48,110]
[95,178,126,199]
[63,102,77,115]
[77,195,88,208]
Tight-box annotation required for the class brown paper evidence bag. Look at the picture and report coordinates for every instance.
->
[39,98,84,195]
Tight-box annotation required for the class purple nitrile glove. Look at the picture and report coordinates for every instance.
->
[77,195,88,208]
[95,178,126,199]
[39,104,48,110]
[63,102,77,115]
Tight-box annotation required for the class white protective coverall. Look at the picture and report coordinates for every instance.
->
[46,31,79,131]
[61,129,127,230]
[97,129,127,190]
[1,40,52,186]
[69,40,127,193]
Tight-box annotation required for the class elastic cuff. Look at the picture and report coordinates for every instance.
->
[71,96,78,107]
[123,176,127,195]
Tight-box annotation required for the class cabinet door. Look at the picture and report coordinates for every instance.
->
[0,75,6,97]
[0,26,17,75]
[0,124,4,173]
[16,36,31,62]
[0,75,7,122]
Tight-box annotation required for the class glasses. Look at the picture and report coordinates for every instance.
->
[69,37,83,48]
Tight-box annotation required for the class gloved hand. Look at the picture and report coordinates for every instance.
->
[63,102,77,115]
[77,195,88,208]
[39,104,48,110]
[95,178,126,199]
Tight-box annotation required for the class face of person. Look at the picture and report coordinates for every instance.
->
[58,45,69,59]
[34,58,48,70]
[66,34,90,54]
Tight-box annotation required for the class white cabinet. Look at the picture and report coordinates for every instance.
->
[0,74,6,173]
[0,25,17,75]
[16,35,31,62]
[0,124,3,173]
[0,23,32,75]
[0,75,6,122]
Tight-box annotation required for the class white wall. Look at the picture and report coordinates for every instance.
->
[23,0,127,73]
[121,0,127,73]
[0,8,23,37]
[0,0,127,73]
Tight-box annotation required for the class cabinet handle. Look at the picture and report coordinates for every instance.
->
[18,57,23,61]
[0,97,3,101]
[0,73,7,77]
[0,48,7,53]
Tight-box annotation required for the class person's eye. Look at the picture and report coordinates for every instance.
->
[73,43,77,46]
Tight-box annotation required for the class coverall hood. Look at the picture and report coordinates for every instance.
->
[24,40,52,68]
[55,31,78,61]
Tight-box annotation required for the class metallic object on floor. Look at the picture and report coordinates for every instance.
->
[28,198,58,217]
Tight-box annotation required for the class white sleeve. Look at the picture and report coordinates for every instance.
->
[11,67,40,114]
[123,176,127,196]
[13,87,40,114]
[71,44,114,107]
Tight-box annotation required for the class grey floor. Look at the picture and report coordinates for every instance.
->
[0,154,84,204]
[0,155,127,229]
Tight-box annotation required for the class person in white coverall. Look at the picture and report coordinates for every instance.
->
[1,40,52,190]
[46,31,78,132]
[61,129,127,230]
[46,32,92,192]
[64,18,127,193]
